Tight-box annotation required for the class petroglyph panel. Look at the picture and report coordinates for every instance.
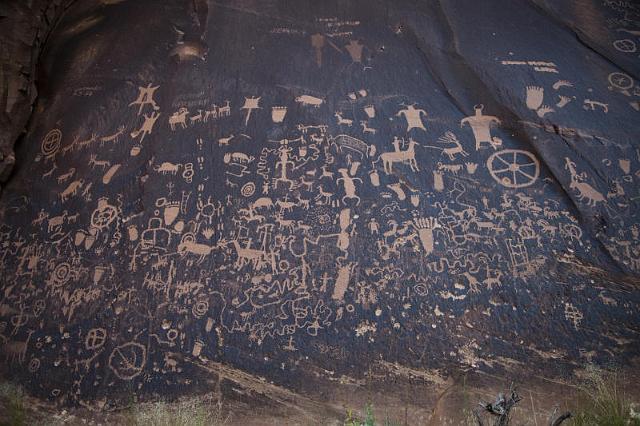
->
[0,0,639,406]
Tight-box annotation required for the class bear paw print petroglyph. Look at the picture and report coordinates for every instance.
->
[409,217,440,256]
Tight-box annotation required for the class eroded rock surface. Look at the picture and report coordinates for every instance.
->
[0,0,639,412]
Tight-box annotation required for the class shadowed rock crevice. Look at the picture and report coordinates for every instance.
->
[0,0,78,190]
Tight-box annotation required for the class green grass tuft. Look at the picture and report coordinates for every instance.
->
[0,381,27,426]
[127,396,228,426]
[569,366,640,426]
[343,402,399,426]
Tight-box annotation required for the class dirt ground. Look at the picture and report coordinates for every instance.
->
[3,359,640,425]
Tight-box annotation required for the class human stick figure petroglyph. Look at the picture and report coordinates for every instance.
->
[129,83,160,115]
[273,144,296,188]
[396,104,427,131]
[460,105,502,150]
[131,111,161,142]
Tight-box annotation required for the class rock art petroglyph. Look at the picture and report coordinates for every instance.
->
[0,1,638,411]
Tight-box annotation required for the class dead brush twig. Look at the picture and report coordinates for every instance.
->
[473,383,572,426]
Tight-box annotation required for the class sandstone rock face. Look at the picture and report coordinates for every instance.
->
[0,0,639,409]
[0,0,74,188]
